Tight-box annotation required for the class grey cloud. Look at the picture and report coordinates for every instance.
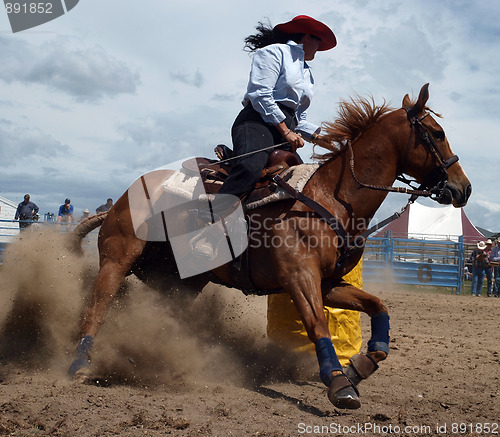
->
[360,19,446,90]
[0,122,69,165]
[0,36,140,102]
[211,93,238,102]
[169,70,204,88]
[115,105,232,171]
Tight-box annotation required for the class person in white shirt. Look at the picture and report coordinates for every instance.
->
[216,15,337,199]
[192,16,336,258]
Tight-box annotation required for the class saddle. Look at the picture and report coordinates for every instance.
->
[181,144,301,205]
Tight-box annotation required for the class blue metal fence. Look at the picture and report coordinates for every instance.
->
[363,231,464,293]
[1,219,465,293]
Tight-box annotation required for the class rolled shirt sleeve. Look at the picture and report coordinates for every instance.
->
[296,108,321,140]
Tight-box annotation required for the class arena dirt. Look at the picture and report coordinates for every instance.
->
[0,230,499,436]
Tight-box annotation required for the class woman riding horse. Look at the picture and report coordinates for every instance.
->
[69,80,471,409]
[194,16,337,255]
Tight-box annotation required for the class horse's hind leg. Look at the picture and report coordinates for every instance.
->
[69,241,145,377]
[69,198,147,377]
[322,280,390,386]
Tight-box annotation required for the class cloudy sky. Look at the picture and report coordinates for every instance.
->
[0,0,499,231]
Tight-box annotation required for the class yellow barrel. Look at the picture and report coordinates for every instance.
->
[267,259,363,367]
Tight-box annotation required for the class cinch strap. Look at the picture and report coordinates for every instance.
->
[315,337,343,386]
[368,313,390,354]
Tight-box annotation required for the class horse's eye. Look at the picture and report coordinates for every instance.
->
[433,131,445,141]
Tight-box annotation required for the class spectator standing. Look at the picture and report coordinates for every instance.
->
[96,198,113,213]
[57,198,74,230]
[484,239,494,296]
[463,266,472,281]
[79,209,91,222]
[490,238,500,298]
[469,241,489,296]
[14,194,39,229]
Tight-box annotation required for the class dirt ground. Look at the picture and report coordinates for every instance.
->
[0,230,499,436]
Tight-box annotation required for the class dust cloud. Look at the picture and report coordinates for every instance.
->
[0,228,88,369]
[0,228,312,389]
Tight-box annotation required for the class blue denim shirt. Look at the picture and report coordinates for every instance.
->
[15,201,39,219]
[243,41,320,140]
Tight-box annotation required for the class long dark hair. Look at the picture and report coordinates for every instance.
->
[244,20,304,52]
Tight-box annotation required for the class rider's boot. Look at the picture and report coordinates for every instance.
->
[189,194,246,260]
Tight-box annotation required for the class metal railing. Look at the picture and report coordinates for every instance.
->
[363,231,464,293]
[0,218,98,263]
[1,219,467,295]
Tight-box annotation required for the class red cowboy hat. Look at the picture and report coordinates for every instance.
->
[274,15,337,51]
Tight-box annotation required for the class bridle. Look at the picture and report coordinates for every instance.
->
[348,106,459,203]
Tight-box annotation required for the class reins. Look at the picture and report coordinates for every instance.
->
[347,141,433,197]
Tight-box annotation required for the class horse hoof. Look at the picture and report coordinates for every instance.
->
[327,374,361,410]
[68,358,91,378]
[343,353,379,387]
[73,368,92,384]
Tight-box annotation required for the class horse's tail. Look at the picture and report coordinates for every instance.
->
[70,212,108,254]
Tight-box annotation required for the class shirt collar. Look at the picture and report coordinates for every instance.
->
[286,40,310,68]
[286,40,303,50]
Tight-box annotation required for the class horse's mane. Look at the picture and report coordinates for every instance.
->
[313,96,394,162]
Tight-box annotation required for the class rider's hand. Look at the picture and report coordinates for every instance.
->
[283,130,304,152]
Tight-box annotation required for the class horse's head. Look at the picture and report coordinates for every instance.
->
[400,84,471,207]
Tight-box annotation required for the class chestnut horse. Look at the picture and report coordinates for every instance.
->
[69,84,471,409]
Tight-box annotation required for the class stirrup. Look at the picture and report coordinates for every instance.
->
[188,230,218,260]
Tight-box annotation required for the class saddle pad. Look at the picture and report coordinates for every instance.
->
[245,163,320,210]
[160,166,209,200]
[158,163,320,209]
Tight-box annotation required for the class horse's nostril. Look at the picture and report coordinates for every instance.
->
[465,184,472,199]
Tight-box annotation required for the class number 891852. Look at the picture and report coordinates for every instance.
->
[5,2,53,14]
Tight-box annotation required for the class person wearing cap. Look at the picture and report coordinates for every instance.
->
[14,194,39,229]
[489,238,500,297]
[469,241,490,296]
[57,198,74,230]
[96,198,113,214]
[216,15,336,199]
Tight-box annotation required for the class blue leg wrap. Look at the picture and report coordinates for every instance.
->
[368,312,390,355]
[68,335,94,376]
[315,337,343,386]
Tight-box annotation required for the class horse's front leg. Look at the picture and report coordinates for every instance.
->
[278,263,361,409]
[322,280,390,386]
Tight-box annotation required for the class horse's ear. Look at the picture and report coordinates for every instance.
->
[414,83,430,113]
[402,93,411,108]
